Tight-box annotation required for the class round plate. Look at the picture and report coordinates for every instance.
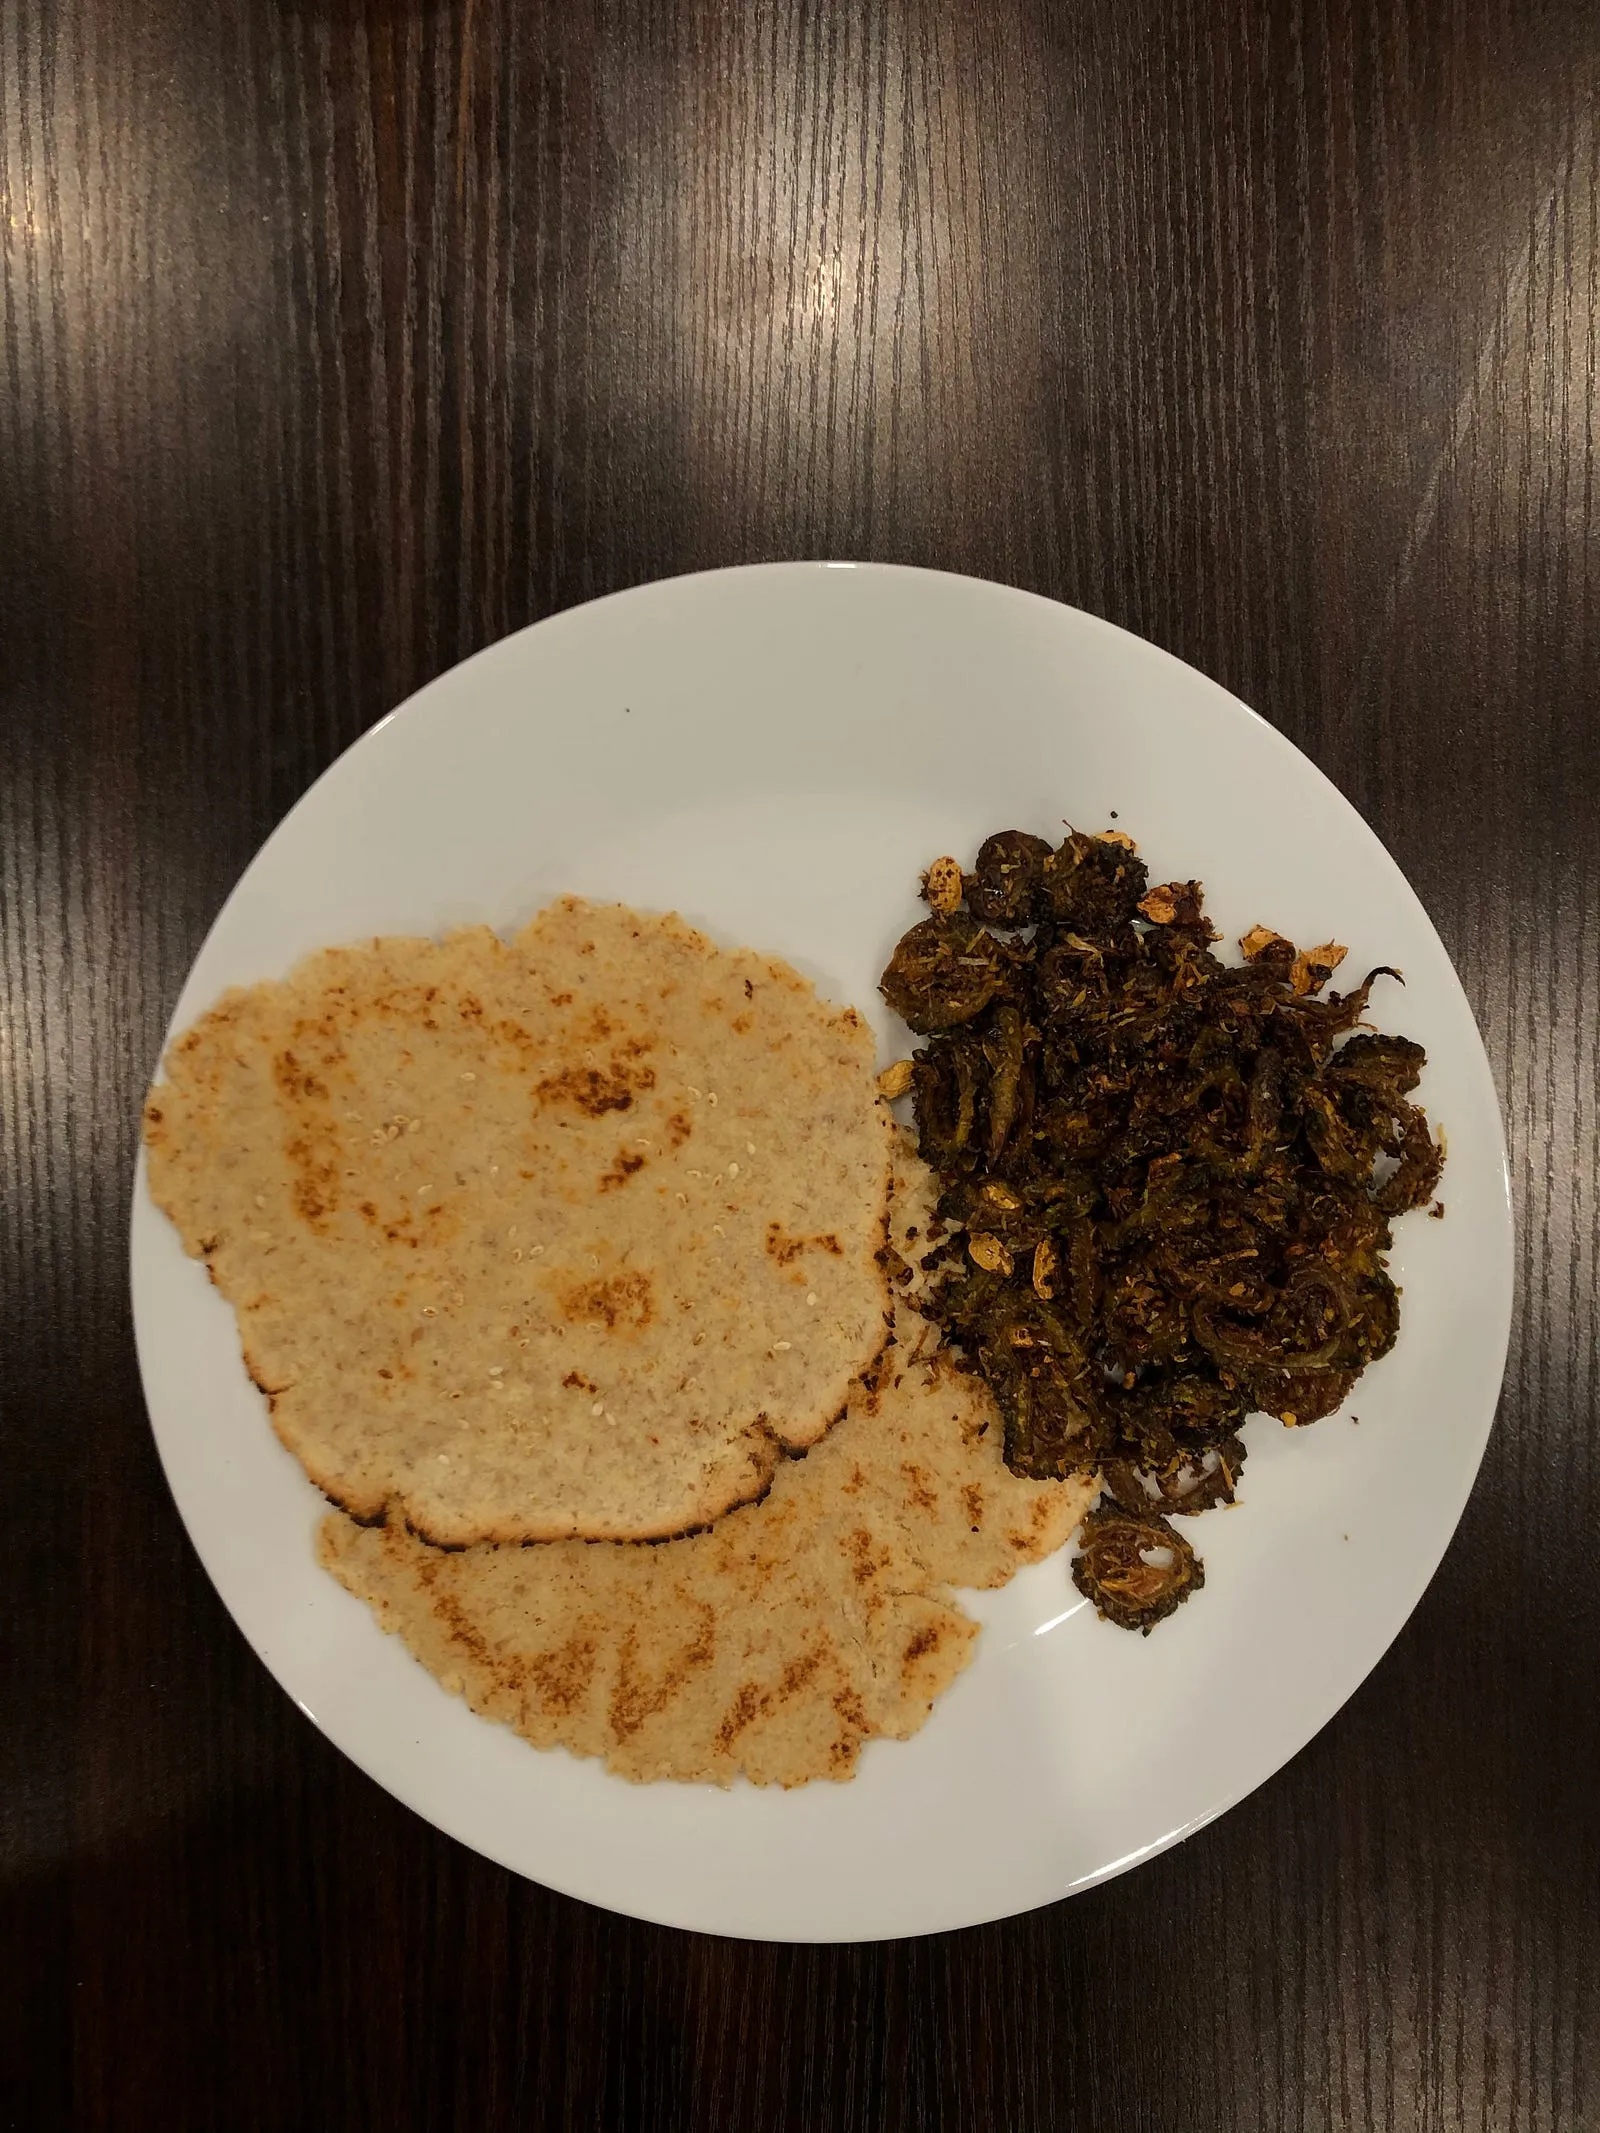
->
[130,563,1512,1941]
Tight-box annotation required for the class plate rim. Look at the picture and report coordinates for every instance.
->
[129,559,1514,1940]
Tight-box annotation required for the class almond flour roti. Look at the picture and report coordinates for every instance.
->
[143,898,892,1543]
[318,1145,1098,1786]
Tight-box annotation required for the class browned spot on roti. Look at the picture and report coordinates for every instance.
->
[765,1223,844,1268]
[273,1049,329,1103]
[778,1645,827,1697]
[426,1583,493,1668]
[715,1681,765,1747]
[847,1527,883,1585]
[522,1633,598,1716]
[608,1605,716,1740]
[285,1134,341,1228]
[833,1685,869,1730]
[536,1058,657,1116]
[560,1270,655,1333]
[900,1462,938,1513]
[599,1149,648,1192]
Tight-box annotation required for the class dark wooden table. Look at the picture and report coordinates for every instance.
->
[5,1,1597,2127]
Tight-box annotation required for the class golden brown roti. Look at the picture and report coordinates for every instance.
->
[317,1142,1097,1786]
[144,899,891,1543]
[318,1339,1095,1787]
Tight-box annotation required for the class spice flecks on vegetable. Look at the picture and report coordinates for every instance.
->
[880,828,1444,1632]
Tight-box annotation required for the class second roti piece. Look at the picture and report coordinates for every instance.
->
[317,1138,1099,1788]
[319,1342,1096,1786]
[144,898,892,1543]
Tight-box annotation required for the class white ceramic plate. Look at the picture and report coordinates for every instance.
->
[130,563,1512,1942]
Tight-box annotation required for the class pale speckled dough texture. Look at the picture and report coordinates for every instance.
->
[143,899,892,1543]
[316,1142,1098,1787]
[318,1340,1096,1787]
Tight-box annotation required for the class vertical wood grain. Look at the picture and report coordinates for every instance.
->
[2,0,1597,2127]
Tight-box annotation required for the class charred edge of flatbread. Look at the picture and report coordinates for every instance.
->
[325,1321,903,1551]
[247,1312,895,1545]
[320,1323,906,1557]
